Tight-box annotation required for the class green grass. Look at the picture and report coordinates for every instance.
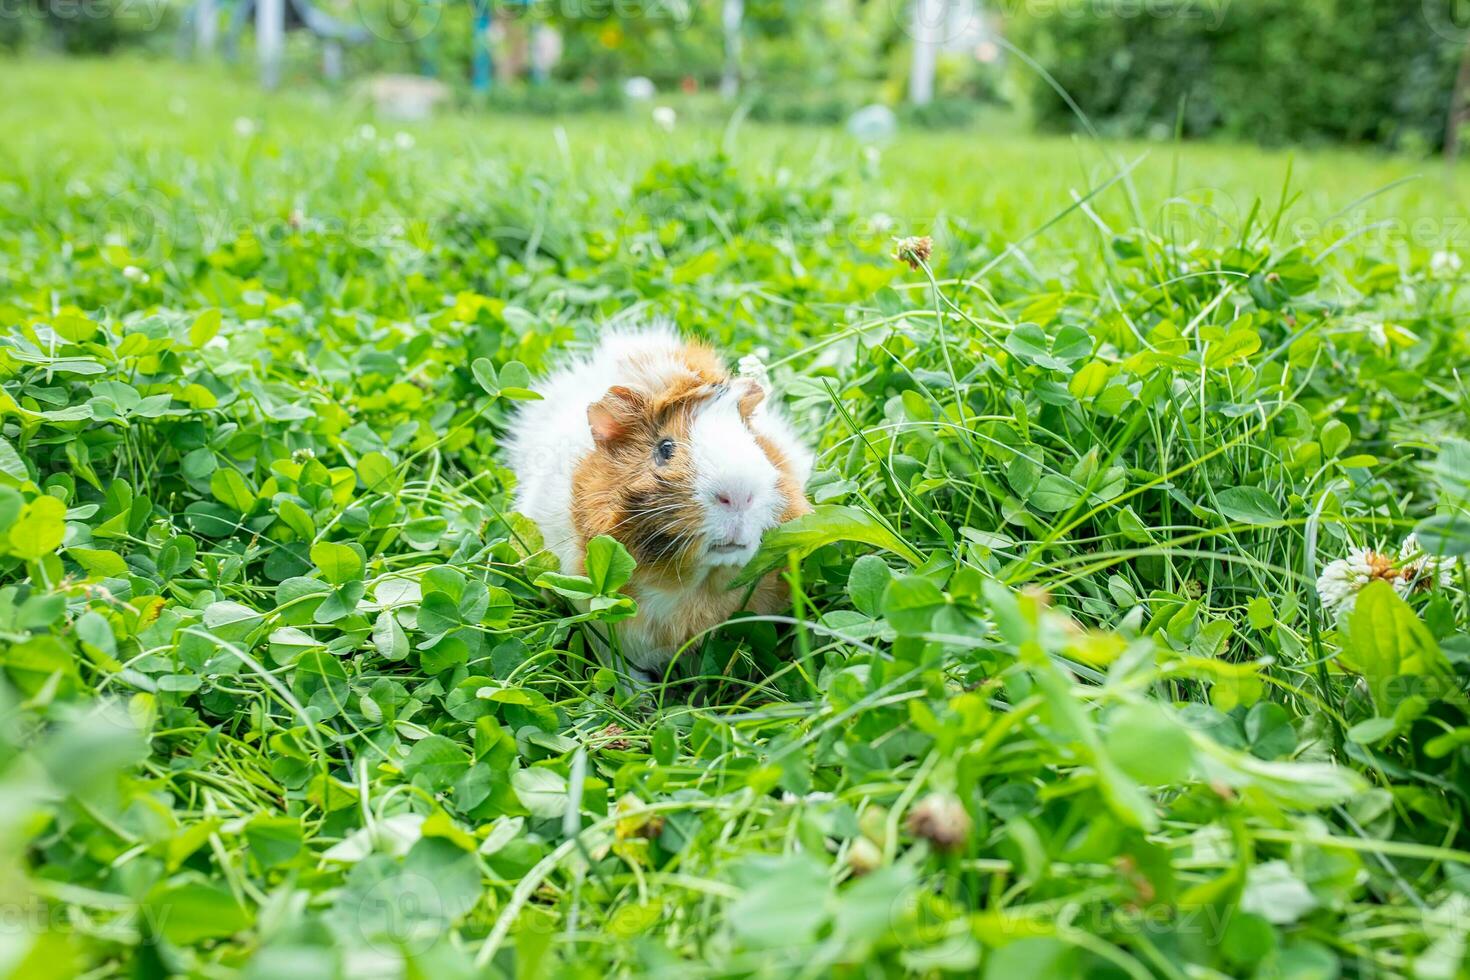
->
[2,55,1470,978]
[9,56,1470,255]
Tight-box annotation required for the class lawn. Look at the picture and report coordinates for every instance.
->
[2,55,1469,978]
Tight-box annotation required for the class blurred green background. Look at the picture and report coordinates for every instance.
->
[5,0,1470,155]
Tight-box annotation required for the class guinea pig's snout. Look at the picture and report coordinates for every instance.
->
[712,486,756,512]
[699,469,779,564]
[689,402,783,565]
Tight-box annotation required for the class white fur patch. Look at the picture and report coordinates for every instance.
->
[689,391,782,567]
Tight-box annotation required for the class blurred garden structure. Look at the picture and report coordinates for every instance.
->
[171,0,997,114]
[4,0,1469,154]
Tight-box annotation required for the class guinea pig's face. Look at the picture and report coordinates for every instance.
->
[576,378,784,574]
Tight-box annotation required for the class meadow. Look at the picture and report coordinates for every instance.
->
[2,56,1470,977]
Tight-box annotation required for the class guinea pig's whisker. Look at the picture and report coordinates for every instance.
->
[616,502,684,522]
[626,504,686,520]
[654,526,701,570]
[646,515,699,548]
[645,511,692,532]
[606,507,688,547]
[536,502,688,555]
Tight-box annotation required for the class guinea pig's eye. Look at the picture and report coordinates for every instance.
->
[655,438,676,464]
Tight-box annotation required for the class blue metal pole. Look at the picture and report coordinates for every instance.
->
[472,0,492,92]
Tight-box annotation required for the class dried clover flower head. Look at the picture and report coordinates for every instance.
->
[893,235,933,270]
[595,723,630,751]
[906,792,970,852]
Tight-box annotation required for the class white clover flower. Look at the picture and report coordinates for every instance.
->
[1316,546,1389,614]
[393,131,416,150]
[893,235,933,269]
[780,791,835,804]
[652,106,676,133]
[907,792,971,852]
[1430,250,1462,279]
[1398,534,1455,594]
[358,123,377,141]
[122,265,149,284]
[1318,536,1457,614]
[233,116,258,138]
[737,351,770,390]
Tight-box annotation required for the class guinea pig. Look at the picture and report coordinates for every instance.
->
[506,324,813,678]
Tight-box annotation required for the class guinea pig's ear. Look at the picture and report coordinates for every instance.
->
[588,385,646,444]
[735,378,766,419]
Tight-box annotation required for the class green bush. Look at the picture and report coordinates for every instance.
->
[5,0,178,56]
[480,80,625,115]
[746,88,863,125]
[900,94,984,129]
[1011,0,1465,151]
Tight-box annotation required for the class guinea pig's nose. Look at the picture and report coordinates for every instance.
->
[714,488,755,511]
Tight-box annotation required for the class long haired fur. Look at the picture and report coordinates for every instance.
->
[506,324,812,671]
